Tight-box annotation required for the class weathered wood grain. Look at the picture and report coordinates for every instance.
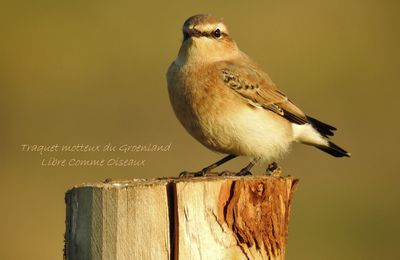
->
[64,179,171,260]
[64,176,298,260]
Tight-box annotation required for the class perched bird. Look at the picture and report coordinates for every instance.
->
[167,14,350,176]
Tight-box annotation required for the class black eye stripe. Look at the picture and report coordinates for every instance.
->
[183,31,190,40]
[210,31,227,38]
[185,28,228,39]
[205,31,227,38]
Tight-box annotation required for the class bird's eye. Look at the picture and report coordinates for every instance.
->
[212,29,222,38]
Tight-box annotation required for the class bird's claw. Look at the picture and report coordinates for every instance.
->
[179,171,194,177]
[179,167,254,177]
[179,168,213,177]
[179,171,204,177]
[218,171,235,176]
[235,170,252,176]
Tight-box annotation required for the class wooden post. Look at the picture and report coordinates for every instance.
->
[64,176,298,260]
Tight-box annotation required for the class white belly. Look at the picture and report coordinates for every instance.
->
[197,105,293,162]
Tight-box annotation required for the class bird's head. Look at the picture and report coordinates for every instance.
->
[176,14,239,64]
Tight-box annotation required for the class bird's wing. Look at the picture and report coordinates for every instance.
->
[218,61,307,123]
[217,60,336,136]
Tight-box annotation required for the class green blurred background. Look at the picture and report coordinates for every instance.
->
[1,0,399,259]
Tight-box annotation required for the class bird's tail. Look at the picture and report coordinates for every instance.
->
[292,116,351,158]
[315,141,351,158]
[307,116,351,157]
[306,116,336,137]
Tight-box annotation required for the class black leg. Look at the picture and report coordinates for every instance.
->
[236,158,260,176]
[201,154,237,173]
[179,154,238,177]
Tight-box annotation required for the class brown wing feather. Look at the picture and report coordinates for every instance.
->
[218,60,309,125]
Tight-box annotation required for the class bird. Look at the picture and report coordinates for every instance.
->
[167,14,350,176]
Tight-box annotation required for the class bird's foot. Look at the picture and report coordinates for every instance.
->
[218,171,236,176]
[235,166,253,176]
[266,162,282,176]
[179,170,244,177]
[179,171,205,178]
[179,166,216,177]
[235,170,252,176]
[234,161,257,176]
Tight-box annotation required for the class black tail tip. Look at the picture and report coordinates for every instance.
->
[317,141,351,158]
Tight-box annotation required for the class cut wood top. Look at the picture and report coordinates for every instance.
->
[67,175,298,190]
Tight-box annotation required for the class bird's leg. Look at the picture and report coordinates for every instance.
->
[236,158,260,176]
[266,162,282,176]
[179,154,238,177]
[197,154,237,176]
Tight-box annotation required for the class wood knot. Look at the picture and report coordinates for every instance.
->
[250,182,265,196]
[256,183,264,195]
[250,182,267,204]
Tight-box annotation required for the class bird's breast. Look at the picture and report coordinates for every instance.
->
[167,62,238,151]
[167,61,293,160]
